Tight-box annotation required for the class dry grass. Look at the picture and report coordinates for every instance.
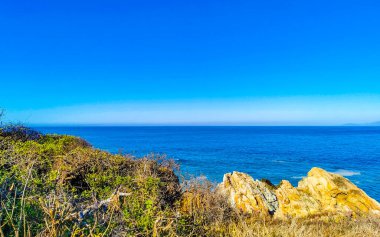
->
[213,217,380,237]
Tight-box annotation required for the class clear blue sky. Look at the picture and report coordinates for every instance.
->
[1,0,380,125]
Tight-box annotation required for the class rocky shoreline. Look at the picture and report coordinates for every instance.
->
[217,167,380,219]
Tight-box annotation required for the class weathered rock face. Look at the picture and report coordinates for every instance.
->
[217,172,278,216]
[274,180,321,219]
[218,168,380,219]
[296,168,380,217]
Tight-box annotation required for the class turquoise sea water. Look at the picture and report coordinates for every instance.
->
[35,126,380,201]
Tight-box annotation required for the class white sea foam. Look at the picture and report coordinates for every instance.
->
[291,169,361,180]
[332,169,361,177]
[272,160,286,163]
[291,176,305,179]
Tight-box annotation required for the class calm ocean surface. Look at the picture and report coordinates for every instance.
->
[35,126,380,201]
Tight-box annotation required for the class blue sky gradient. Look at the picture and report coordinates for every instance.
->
[1,0,380,125]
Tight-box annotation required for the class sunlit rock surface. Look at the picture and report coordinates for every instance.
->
[217,171,278,217]
[218,168,380,219]
[274,180,321,219]
[295,167,380,217]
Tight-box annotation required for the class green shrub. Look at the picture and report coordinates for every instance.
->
[0,129,181,236]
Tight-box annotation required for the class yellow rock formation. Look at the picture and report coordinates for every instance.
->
[297,167,380,217]
[217,171,278,216]
[218,168,380,219]
[274,180,321,219]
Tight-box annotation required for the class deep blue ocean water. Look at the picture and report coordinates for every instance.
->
[35,126,380,201]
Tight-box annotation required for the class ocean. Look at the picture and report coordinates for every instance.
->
[35,126,380,201]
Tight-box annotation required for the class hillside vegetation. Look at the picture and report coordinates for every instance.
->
[0,124,379,236]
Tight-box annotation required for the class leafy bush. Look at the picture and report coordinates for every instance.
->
[0,130,181,236]
[0,125,42,142]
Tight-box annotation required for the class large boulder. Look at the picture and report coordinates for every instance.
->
[217,171,278,217]
[297,168,380,217]
[218,168,380,219]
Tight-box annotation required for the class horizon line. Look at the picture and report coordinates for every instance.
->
[27,123,380,127]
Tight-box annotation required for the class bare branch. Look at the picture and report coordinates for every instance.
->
[65,191,131,222]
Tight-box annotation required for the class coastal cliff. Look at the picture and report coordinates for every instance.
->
[218,168,380,219]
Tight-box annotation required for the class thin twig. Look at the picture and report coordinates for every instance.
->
[18,162,34,236]
[65,191,131,222]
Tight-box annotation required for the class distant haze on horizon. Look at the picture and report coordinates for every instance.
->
[1,1,380,126]
[5,95,380,126]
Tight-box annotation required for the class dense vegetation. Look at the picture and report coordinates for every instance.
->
[0,121,379,236]
[0,125,183,236]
